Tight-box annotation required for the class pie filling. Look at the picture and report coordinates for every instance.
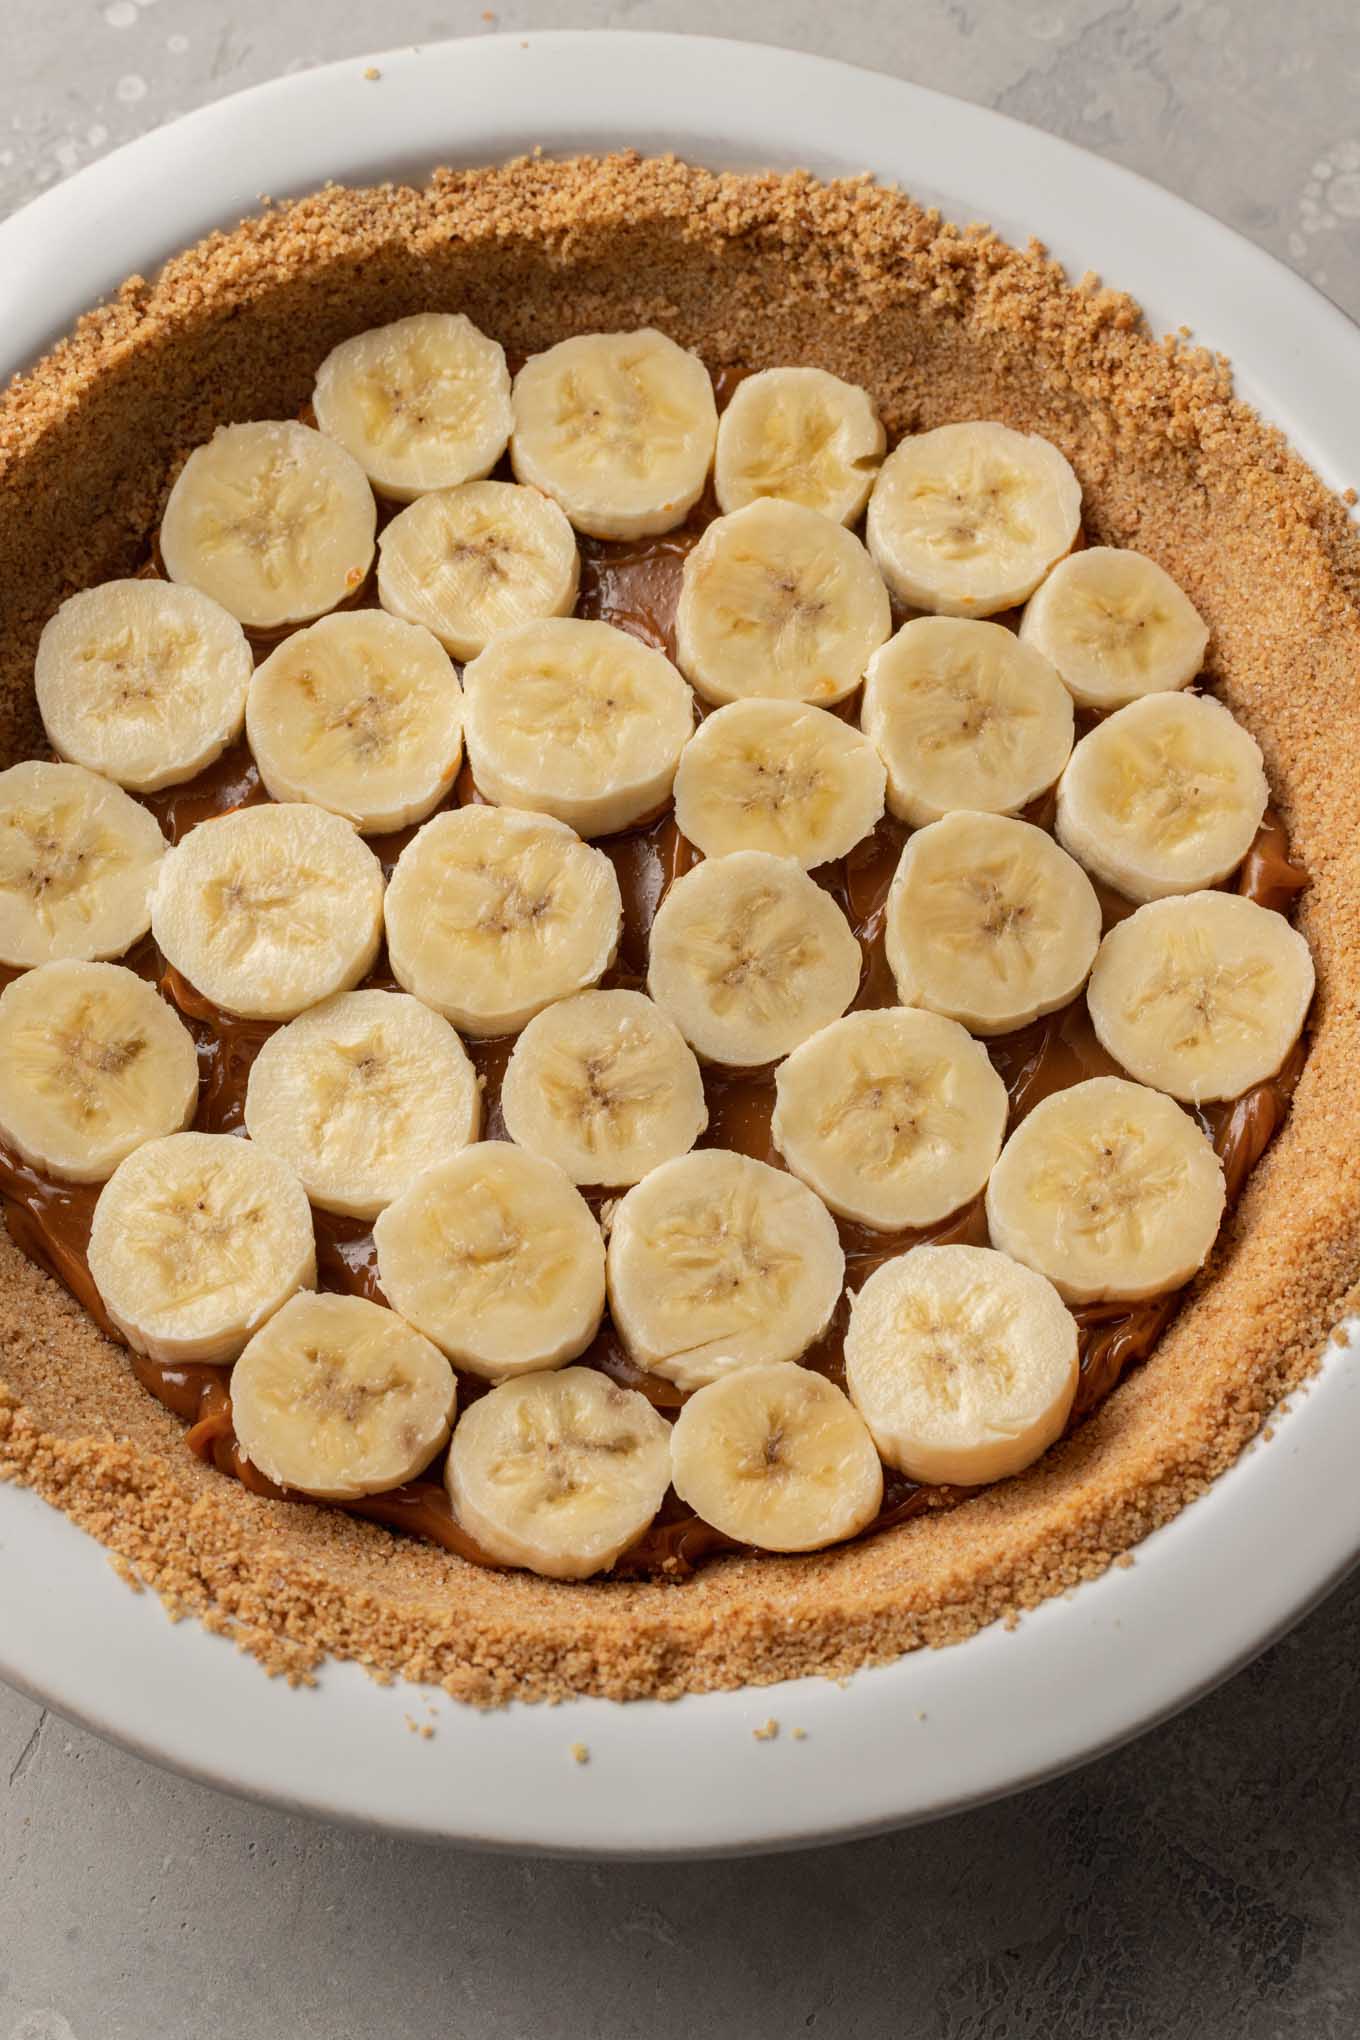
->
[0,326,1313,1583]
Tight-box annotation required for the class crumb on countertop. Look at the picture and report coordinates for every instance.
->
[753,1718,779,1741]
[570,1741,589,1765]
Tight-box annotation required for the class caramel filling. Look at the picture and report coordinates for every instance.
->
[0,470,1309,1578]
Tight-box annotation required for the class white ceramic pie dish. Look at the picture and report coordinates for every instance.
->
[0,31,1357,1858]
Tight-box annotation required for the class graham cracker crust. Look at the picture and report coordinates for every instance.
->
[1,154,1357,1705]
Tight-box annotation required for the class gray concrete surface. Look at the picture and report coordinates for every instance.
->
[2,3,1359,2034]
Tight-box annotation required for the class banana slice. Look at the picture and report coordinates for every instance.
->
[1086,893,1314,1105]
[672,699,886,867]
[376,479,579,661]
[509,329,718,541]
[152,802,384,1022]
[1019,546,1209,708]
[647,850,861,1066]
[0,760,166,969]
[446,1366,672,1580]
[87,1130,315,1363]
[1055,692,1267,902]
[985,1075,1226,1303]
[670,1363,883,1553]
[384,805,621,1037]
[372,1144,606,1379]
[312,312,512,503]
[861,617,1074,826]
[605,1148,845,1391]
[160,420,377,632]
[866,421,1081,616]
[245,612,463,835]
[675,498,891,708]
[713,366,885,526]
[462,617,694,838]
[35,579,252,793]
[230,1291,457,1499]
[772,1007,1008,1231]
[500,988,707,1187]
[885,811,1101,1035]
[0,960,198,1182]
[243,988,481,1218]
[844,1244,1078,1485]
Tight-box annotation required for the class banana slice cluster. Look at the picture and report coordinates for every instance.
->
[3,309,1322,1584]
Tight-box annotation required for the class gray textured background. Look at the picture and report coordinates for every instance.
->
[3,5,1359,2036]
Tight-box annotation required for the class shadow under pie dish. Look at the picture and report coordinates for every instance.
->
[0,152,1355,1709]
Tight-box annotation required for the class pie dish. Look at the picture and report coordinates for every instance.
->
[0,36,1357,1854]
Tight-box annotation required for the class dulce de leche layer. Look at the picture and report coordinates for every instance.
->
[0,497,1309,1578]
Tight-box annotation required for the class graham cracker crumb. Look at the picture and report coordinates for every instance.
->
[570,1741,589,1765]
[791,1726,807,1741]
[363,66,380,81]
[1343,487,1356,507]
[1115,1553,1135,1569]
[0,154,1356,1708]
[753,1718,779,1741]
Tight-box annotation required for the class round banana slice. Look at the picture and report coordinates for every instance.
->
[446,1366,672,1580]
[243,988,481,1218]
[844,1244,1078,1486]
[1086,893,1314,1105]
[672,699,886,867]
[500,988,707,1187]
[160,420,377,632]
[606,1148,845,1391]
[1055,692,1268,902]
[87,1130,315,1363]
[0,960,198,1182]
[152,802,384,1021]
[885,811,1101,1035]
[1019,546,1209,708]
[373,1144,606,1379]
[647,850,861,1066]
[384,805,621,1037]
[35,579,252,793]
[230,1291,457,1499]
[376,479,579,660]
[985,1075,1226,1304]
[714,366,886,526]
[866,421,1082,616]
[246,612,463,834]
[861,617,1074,826]
[312,311,512,502]
[675,498,891,708]
[670,1363,883,1554]
[510,328,718,540]
[0,760,166,969]
[462,617,694,838]
[772,1007,1008,1231]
